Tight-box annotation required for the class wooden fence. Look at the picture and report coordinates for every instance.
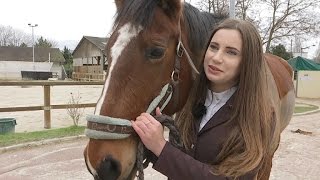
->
[0,80,104,129]
[72,72,104,81]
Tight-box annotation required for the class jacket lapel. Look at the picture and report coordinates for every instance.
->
[197,94,235,135]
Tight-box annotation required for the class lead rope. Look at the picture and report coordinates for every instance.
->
[136,115,184,180]
[136,18,199,179]
[136,84,174,180]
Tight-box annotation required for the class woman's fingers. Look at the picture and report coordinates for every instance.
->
[131,112,166,157]
[156,107,162,116]
[132,120,150,135]
[131,121,145,137]
[136,115,151,124]
[140,113,161,125]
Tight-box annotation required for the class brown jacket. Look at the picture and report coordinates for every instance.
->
[153,95,259,180]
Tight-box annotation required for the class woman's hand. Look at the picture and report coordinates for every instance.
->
[131,107,166,157]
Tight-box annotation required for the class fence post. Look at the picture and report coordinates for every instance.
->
[43,85,51,129]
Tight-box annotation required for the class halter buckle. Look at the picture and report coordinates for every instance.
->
[171,71,180,82]
[176,41,184,57]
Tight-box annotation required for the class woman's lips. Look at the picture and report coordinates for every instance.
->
[208,65,223,74]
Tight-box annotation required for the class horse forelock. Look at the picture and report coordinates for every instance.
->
[114,0,225,53]
[114,0,159,30]
[95,23,142,115]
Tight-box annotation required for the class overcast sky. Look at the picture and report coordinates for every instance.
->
[0,0,117,41]
[0,0,318,57]
[0,0,195,41]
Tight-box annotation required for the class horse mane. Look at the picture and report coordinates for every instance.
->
[114,0,227,52]
[183,3,227,52]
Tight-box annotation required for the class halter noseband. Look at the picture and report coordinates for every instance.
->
[85,83,173,139]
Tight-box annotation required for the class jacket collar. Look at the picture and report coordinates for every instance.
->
[196,93,236,135]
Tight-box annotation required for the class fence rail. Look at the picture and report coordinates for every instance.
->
[0,80,104,129]
[72,72,104,81]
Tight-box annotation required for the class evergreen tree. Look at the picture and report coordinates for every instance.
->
[62,46,73,78]
[20,42,28,47]
[62,46,73,64]
[270,44,292,60]
[35,36,53,48]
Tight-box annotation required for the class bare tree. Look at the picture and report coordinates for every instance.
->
[9,29,32,46]
[314,42,320,63]
[197,0,229,14]
[194,0,260,21]
[192,0,320,53]
[257,0,320,52]
[293,36,302,53]
[0,26,12,46]
[235,0,256,20]
[0,25,32,46]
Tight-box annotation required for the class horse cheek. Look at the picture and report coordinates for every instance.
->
[117,137,139,179]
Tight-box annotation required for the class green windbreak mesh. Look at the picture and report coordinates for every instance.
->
[288,56,320,71]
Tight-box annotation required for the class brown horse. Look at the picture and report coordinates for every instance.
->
[83,0,295,180]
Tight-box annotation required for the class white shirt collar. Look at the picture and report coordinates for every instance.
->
[199,86,237,131]
[205,86,237,107]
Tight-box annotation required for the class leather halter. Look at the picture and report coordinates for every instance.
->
[85,24,199,139]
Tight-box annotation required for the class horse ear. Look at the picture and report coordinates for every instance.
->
[159,0,182,20]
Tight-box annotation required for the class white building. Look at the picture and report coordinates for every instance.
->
[0,46,65,80]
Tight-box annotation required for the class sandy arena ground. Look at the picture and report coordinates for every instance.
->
[0,85,103,132]
[0,85,319,179]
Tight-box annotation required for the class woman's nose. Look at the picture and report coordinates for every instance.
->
[212,50,223,64]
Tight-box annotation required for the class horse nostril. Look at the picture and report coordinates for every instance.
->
[96,155,121,180]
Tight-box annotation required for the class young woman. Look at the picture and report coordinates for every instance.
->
[132,19,275,180]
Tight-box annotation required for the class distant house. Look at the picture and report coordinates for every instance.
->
[72,36,108,81]
[0,46,65,80]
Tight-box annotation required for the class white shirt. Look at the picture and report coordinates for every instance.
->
[199,87,237,131]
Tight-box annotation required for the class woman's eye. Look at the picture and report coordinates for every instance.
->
[210,44,218,50]
[227,50,238,56]
[145,47,165,60]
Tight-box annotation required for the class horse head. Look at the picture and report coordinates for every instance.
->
[84,0,225,179]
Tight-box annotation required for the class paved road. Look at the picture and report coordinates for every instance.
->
[0,138,166,180]
[0,108,319,180]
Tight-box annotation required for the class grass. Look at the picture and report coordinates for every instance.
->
[294,104,318,114]
[0,125,85,147]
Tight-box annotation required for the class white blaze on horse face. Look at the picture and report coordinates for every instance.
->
[95,23,143,115]
[86,147,98,176]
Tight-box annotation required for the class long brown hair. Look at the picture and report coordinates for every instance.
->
[175,19,273,178]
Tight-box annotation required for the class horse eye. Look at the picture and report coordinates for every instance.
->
[145,47,165,60]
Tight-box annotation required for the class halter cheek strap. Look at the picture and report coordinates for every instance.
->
[177,39,199,75]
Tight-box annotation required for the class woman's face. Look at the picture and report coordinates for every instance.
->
[204,29,242,92]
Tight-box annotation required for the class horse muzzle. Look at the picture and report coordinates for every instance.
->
[90,155,121,180]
